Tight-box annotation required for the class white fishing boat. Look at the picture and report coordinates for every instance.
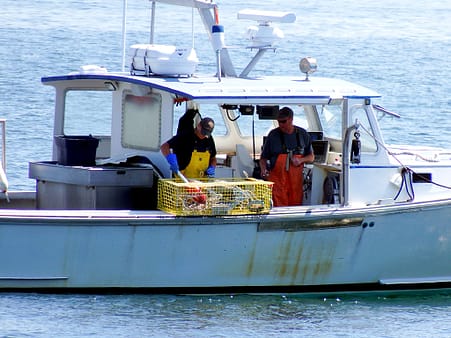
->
[0,0,450,295]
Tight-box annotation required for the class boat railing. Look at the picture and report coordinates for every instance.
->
[0,119,6,171]
[342,121,360,206]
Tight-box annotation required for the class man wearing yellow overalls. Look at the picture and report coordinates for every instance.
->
[259,107,314,206]
[161,117,216,178]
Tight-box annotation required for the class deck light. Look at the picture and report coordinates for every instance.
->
[299,57,317,80]
[104,81,118,91]
[239,105,254,115]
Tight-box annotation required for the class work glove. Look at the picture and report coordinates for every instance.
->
[205,165,215,177]
[165,153,179,173]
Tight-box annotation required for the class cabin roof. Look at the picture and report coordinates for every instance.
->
[42,72,381,103]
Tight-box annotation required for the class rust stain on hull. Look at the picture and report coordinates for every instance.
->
[257,229,339,285]
[244,213,364,284]
[245,236,258,277]
[272,232,336,283]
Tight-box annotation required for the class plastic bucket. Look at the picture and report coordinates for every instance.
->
[54,135,99,166]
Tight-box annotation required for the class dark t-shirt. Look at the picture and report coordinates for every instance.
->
[261,126,312,169]
[167,131,217,170]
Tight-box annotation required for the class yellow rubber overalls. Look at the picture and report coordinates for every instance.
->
[181,150,211,178]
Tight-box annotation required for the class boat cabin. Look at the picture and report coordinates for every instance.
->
[28,70,395,210]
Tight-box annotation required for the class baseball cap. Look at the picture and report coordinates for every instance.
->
[200,117,215,137]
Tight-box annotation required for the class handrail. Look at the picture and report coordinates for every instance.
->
[342,121,359,206]
[0,119,6,171]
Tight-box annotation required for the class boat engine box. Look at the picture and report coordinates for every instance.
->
[29,161,154,210]
[130,44,198,76]
[157,178,273,216]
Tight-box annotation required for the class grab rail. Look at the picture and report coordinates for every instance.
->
[0,119,5,170]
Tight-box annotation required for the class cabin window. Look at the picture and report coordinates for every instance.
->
[235,105,309,137]
[64,90,112,135]
[317,104,377,152]
[235,114,274,137]
[317,104,342,140]
[351,106,377,152]
[194,105,309,138]
[173,103,227,136]
[121,92,162,150]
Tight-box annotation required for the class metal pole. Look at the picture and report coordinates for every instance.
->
[121,0,128,72]
[0,119,5,170]
[150,1,156,44]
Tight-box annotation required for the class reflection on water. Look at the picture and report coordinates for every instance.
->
[1,292,451,337]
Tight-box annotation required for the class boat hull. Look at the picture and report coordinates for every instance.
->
[1,199,450,294]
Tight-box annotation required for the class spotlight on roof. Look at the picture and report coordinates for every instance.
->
[299,57,317,80]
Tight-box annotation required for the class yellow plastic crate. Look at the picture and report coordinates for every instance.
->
[158,178,273,216]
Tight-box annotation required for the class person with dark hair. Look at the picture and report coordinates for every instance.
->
[161,117,217,178]
[259,107,314,206]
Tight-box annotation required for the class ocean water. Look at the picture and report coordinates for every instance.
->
[0,292,450,337]
[0,0,450,336]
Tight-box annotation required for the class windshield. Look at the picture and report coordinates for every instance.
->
[316,103,377,152]
[317,104,342,140]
